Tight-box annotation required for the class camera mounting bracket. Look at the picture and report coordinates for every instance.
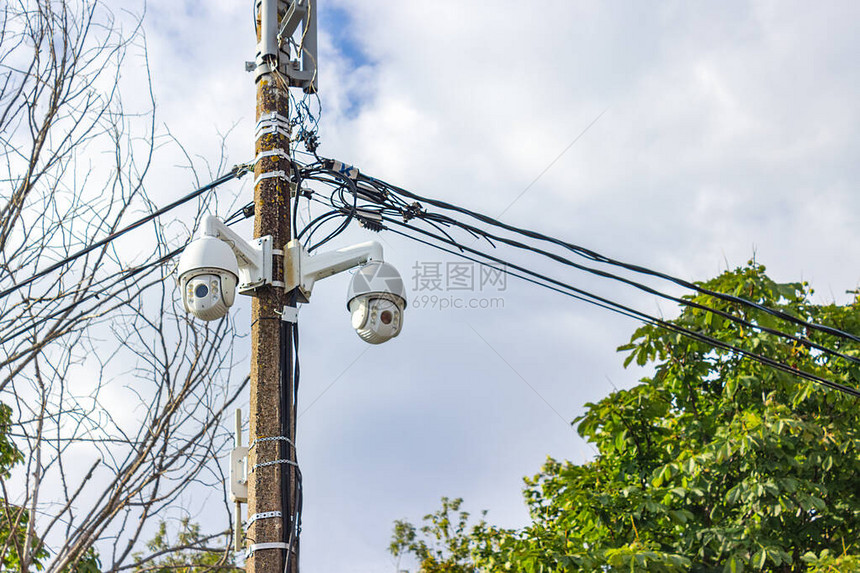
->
[201,215,273,294]
[284,239,383,303]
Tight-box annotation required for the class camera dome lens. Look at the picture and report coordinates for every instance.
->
[194,284,209,298]
[380,310,393,325]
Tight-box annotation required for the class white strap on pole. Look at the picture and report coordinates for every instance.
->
[253,170,289,188]
[246,541,290,558]
[257,111,290,126]
[255,149,291,164]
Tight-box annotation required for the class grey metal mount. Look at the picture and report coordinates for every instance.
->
[255,0,318,93]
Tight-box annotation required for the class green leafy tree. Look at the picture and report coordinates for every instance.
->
[391,497,484,573]
[394,264,860,572]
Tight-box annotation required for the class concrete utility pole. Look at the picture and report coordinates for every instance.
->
[248,1,316,570]
[245,1,317,571]
[248,4,290,573]
[248,62,292,573]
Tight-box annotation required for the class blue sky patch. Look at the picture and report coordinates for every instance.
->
[319,4,371,71]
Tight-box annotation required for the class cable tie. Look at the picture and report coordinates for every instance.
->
[251,458,298,472]
[245,542,290,558]
[253,171,289,188]
[249,436,295,449]
[246,511,283,526]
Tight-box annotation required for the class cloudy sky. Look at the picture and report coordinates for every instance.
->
[111,1,860,571]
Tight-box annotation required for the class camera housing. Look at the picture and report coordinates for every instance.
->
[346,261,407,344]
[177,215,272,321]
[177,235,240,321]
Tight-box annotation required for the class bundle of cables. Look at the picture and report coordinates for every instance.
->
[276,156,860,399]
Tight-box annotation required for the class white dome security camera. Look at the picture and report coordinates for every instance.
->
[346,261,407,344]
[177,235,240,321]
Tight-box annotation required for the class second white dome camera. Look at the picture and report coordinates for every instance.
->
[347,261,406,344]
[285,239,406,345]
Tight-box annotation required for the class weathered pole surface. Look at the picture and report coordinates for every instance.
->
[248,5,292,572]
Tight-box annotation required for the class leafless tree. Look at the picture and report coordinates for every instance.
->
[0,1,246,571]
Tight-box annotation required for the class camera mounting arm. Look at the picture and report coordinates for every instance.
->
[201,215,273,293]
[285,239,383,303]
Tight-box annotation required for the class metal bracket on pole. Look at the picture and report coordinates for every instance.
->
[230,447,249,504]
[281,305,299,323]
[254,0,318,93]
[230,410,246,552]
[199,216,273,294]
[284,239,384,303]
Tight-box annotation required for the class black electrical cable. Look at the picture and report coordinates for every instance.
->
[396,212,860,366]
[301,169,359,252]
[354,169,860,345]
[279,316,292,570]
[291,160,303,241]
[0,166,248,302]
[225,201,255,225]
[386,226,650,324]
[303,159,850,345]
[281,289,302,573]
[288,161,859,395]
[288,309,303,573]
[383,223,860,398]
[0,246,183,346]
[300,168,859,367]
[297,210,342,243]
[0,203,256,347]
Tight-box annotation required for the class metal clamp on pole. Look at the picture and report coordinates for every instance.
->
[247,511,283,526]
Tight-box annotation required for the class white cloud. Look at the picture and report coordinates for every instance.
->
[40,1,860,570]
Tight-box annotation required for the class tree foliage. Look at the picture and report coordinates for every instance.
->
[393,264,860,572]
[131,518,240,573]
[391,497,484,573]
